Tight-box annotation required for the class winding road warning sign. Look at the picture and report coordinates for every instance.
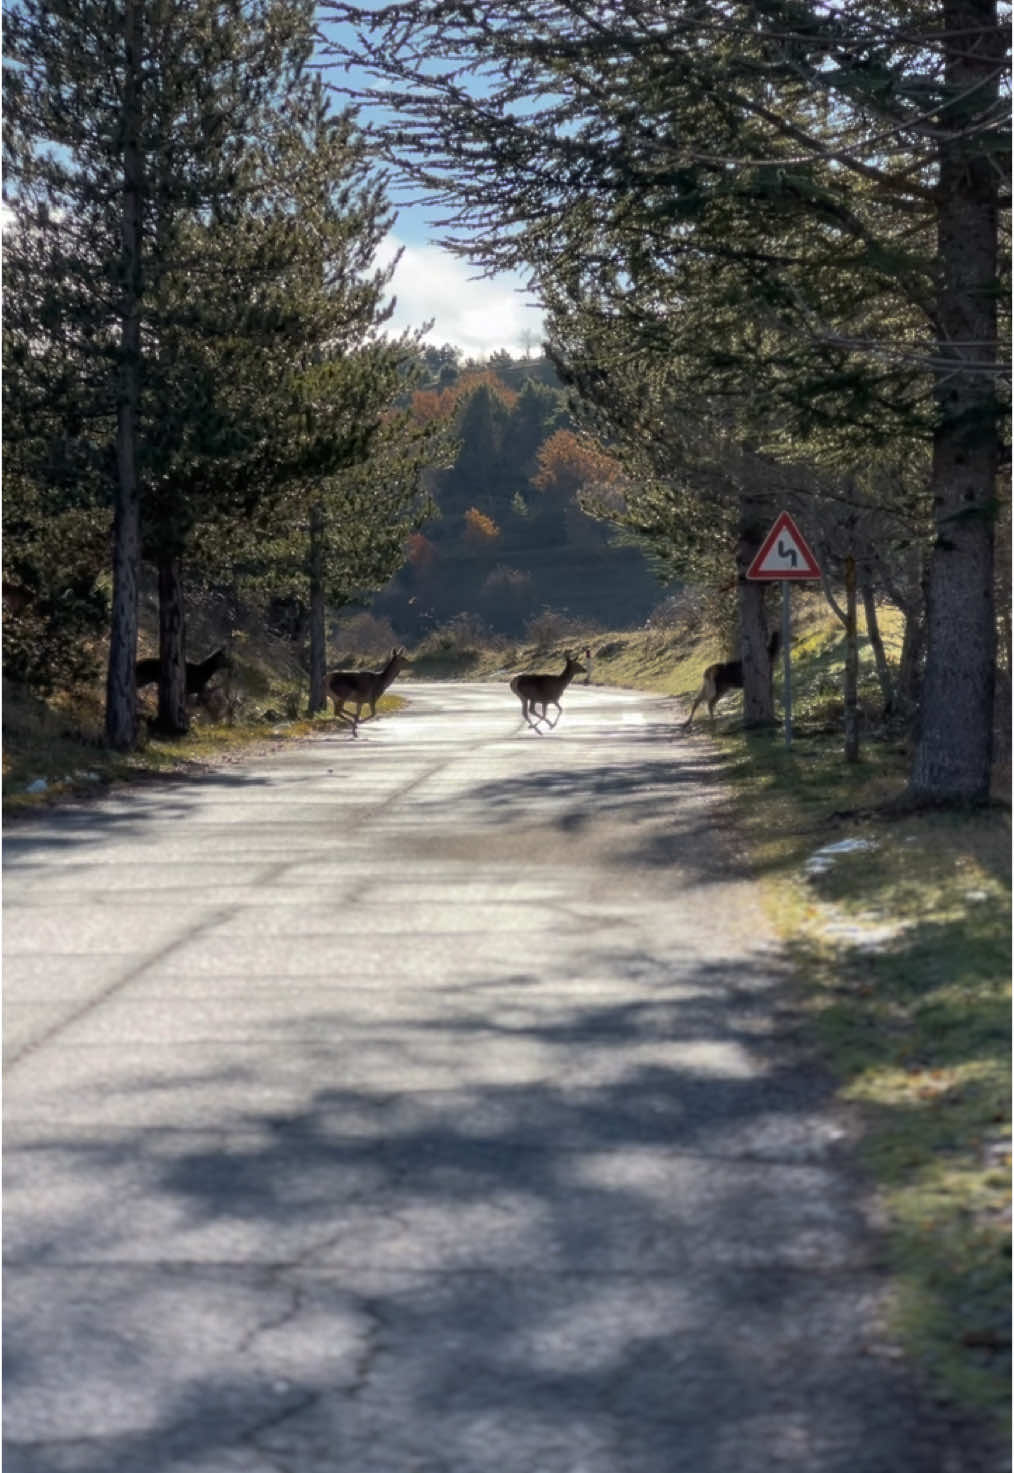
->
[746,511,821,580]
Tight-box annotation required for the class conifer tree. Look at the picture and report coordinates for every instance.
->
[6,0,318,747]
[324,0,1009,799]
[140,86,408,733]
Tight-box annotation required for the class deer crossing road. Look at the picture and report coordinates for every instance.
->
[3,682,961,1473]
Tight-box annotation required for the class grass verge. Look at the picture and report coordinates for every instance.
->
[716,728,1010,1434]
[2,682,406,817]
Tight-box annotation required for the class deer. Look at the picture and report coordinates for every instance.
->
[327,647,409,737]
[135,647,231,703]
[510,652,586,733]
[681,631,781,730]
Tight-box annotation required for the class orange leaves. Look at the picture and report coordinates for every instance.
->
[406,531,436,567]
[411,368,518,426]
[464,507,500,541]
[533,429,627,504]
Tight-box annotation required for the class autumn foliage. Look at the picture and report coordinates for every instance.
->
[406,531,436,567]
[412,368,519,425]
[533,430,627,505]
[464,506,501,541]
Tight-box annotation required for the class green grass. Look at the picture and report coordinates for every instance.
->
[1,672,406,815]
[690,722,1011,1436]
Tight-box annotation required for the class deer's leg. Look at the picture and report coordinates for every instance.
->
[544,703,561,728]
[682,688,705,731]
[521,697,544,732]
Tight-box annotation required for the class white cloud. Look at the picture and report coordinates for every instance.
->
[377,236,544,359]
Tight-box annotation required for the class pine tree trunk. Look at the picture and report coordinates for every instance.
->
[155,555,188,735]
[736,494,775,725]
[105,0,143,753]
[308,502,327,714]
[844,555,860,762]
[910,0,1000,802]
[861,569,894,716]
[898,606,926,723]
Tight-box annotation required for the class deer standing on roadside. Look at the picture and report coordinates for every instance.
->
[510,652,586,733]
[135,647,231,703]
[327,648,408,737]
[681,631,781,730]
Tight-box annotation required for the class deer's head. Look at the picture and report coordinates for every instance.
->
[384,648,411,679]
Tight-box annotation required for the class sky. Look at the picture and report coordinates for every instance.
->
[375,231,546,362]
[1,19,544,363]
[320,25,545,362]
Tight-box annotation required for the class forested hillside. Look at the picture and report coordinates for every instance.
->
[372,349,663,639]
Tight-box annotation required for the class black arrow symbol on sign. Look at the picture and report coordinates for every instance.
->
[777,538,798,568]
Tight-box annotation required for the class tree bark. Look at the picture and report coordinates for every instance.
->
[736,493,775,725]
[898,606,926,723]
[155,554,189,735]
[844,555,860,762]
[861,568,894,716]
[308,502,327,714]
[105,0,143,753]
[819,566,848,628]
[910,0,1000,802]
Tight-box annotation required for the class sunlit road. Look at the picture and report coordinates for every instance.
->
[3,681,964,1472]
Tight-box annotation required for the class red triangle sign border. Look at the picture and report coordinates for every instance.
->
[746,511,821,580]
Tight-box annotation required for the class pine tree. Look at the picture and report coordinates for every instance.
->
[5,0,317,748]
[140,86,411,733]
[324,0,1009,799]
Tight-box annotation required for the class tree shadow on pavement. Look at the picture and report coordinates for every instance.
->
[4,940,998,1473]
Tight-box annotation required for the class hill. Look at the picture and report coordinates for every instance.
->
[373,355,664,640]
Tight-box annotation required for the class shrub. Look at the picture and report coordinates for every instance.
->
[523,607,589,650]
[483,565,530,592]
[416,612,492,655]
[330,611,400,658]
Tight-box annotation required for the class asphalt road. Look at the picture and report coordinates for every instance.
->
[2,681,974,1472]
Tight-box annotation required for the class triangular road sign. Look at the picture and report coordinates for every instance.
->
[746,511,821,580]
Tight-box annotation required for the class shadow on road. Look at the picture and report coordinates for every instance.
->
[2,709,1001,1472]
[3,940,988,1473]
[3,770,279,866]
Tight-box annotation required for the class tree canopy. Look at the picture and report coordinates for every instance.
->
[323,0,1010,799]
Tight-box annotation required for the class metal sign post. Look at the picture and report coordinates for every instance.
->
[781,580,792,748]
[746,511,821,750]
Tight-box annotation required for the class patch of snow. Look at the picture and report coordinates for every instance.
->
[25,778,48,794]
[820,920,907,952]
[814,902,910,953]
[804,837,877,877]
